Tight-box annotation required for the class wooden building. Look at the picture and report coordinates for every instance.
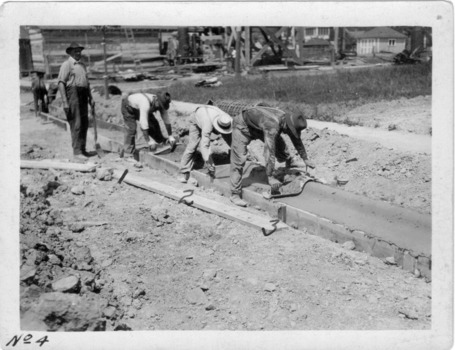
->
[25,26,174,78]
[356,27,407,56]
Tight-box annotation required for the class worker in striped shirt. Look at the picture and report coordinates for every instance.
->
[230,106,315,207]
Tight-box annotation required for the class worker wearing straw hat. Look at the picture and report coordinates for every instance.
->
[178,105,233,183]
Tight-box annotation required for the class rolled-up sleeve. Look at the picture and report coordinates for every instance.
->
[57,61,71,85]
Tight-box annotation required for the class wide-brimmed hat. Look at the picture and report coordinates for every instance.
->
[285,113,307,138]
[66,42,85,55]
[156,92,171,110]
[213,113,233,134]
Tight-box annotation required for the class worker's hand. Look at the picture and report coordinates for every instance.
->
[148,140,157,152]
[205,161,216,177]
[268,177,282,192]
[167,136,176,151]
[304,159,315,169]
[62,101,69,117]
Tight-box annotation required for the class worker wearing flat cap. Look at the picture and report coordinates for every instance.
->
[57,42,95,160]
[178,105,233,183]
[229,106,315,207]
[121,91,176,157]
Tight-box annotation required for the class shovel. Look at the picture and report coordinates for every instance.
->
[91,106,105,158]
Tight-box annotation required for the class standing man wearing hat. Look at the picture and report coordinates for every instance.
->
[57,42,95,160]
[229,106,315,207]
[121,91,175,158]
[178,105,233,183]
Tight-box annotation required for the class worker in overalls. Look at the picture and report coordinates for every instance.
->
[229,106,315,207]
[120,91,175,158]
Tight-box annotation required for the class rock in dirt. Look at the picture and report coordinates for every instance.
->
[52,275,81,293]
[399,308,419,320]
[96,167,113,181]
[264,283,277,292]
[384,257,397,265]
[202,269,217,281]
[20,265,37,284]
[342,240,356,250]
[205,303,216,311]
[47,254,62,266]
[69,222,85,233]
[21,292,107,331]
[102,306,117,319]
[186,288,208,305]
[70,186,85,195]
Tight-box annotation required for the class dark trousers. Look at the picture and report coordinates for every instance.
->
[230,114,290,195]
[32,88,48,114]
[121,97,166,155]
[66,86,89,155]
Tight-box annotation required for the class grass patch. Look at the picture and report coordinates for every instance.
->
[168,63,431,107]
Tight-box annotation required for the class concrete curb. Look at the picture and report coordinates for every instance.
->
[138,151,431,279]
[36,112,431,279]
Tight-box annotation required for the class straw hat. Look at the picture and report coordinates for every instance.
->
[213,113,233,134]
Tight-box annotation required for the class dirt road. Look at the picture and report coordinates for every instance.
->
[19,95,431,331]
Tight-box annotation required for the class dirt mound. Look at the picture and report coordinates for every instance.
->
[19,170,135,331]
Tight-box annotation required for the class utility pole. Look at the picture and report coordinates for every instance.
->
[102,26,109,100]
[235,27,241,78]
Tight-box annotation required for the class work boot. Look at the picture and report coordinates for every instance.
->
[230,194,247,207]
[73,153,88,162]
[178,172,190,183]
[285,157,306,168]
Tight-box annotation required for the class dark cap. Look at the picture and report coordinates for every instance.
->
[156,92,171,110]
[66,42,85,55]
[285,113,307,138]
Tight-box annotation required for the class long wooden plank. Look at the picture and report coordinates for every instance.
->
[21,160,97,172]
[112,170,287,233]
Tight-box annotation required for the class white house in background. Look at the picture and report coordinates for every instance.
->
[356,27,407,56]
[303,27,331,41]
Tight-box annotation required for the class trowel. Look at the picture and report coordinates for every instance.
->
[262,172,327,200]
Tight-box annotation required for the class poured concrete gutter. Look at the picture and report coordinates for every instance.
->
[38,110,432,279]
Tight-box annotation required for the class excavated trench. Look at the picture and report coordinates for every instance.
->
[38,109,432,278]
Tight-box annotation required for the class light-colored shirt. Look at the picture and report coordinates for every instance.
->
[127,93,170,138]
[57,56,89,88]
[193,105,231,161]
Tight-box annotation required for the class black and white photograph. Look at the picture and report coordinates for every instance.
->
[0,1,453,349]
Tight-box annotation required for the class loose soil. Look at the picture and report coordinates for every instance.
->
[19,91,431,331]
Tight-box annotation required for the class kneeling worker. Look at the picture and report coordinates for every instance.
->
[230,106,315,207]
[121,91,176,156]
[179,105,233,183]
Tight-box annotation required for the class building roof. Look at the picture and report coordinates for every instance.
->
[359,27,407,39]
[303,38,331,46]
[345,29,366,39]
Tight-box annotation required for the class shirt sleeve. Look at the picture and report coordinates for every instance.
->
[57,61,71,85]
[199,112,213,162]
[137,97,150,131]
[289,133,308,160]
[259,117,280,177]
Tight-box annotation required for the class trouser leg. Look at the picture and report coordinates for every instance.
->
[179,121,201,174]
[121,98,137,155]
[230,116,251,195]
[67,87,88,155]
